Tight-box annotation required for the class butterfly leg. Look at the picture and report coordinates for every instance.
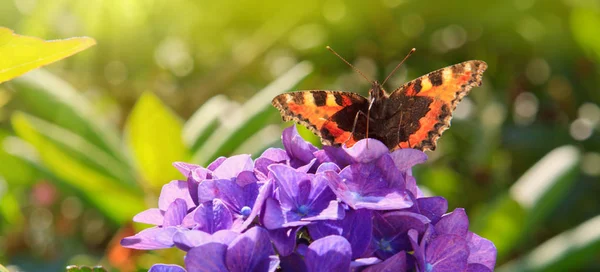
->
[396,111,404,147]
[343,110,369,146]
[365,96,375,148]
[396,111,413,149]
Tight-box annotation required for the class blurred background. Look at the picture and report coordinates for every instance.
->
[0,0,599,271]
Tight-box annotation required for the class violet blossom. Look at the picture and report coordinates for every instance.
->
[121,125,496,271]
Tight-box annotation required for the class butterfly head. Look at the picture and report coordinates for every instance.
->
[368,81,387,101]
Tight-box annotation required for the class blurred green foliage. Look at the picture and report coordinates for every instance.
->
[0,0,599,271]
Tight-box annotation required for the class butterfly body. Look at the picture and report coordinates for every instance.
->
[272,60,487,151]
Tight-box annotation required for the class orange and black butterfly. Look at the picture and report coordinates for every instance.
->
[272,47,487,151]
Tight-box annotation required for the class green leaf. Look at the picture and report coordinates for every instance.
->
[183,94,233,153]
[11,112,144,223]
[0,27,95,84]
[192,61,313,165]
[571,8,600,62]
[497,215,600,272]
[0,129,40,185]
[473,145,581,260]
[10,112,136,189]
[125,92,189,190]
[9,69,128,166]
[0,181,24,228]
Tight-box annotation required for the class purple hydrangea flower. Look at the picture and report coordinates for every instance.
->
[122,125,496,272]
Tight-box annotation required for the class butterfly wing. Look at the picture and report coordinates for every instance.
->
[386,60,487,151]
[272,90,369,146]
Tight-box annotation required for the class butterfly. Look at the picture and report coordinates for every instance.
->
[271,47,487,151]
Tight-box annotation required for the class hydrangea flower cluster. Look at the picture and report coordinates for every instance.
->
[121,126,497,272]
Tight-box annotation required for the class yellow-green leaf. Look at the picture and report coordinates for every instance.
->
[0,27,96,84]
[125,92,189,190]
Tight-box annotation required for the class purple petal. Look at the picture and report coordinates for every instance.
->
[282,125,318,167]
[197,178,258,215]
[163,198,189,227]
[295,158,317,173]
[416,197,448,224]
[305,235,352,272]
[255,148,289,180]
[226,227,276,272]
[237,171,259,187]
[363,251,407,272]
[405,176,420,198]
[467,263,493,272]
[192,199,233,233]
[262,197,286,229]
[371,212,430,259]
[308,209,372,259]
[316,146,355,168]
[173,162,201,177]
[350,257,381,269]
[279,253,308,272]
[133,208,164,225]
[159,180,195,211]
[149,264,187,272]
[353,191,413,210]
[323,158,413,210]
[208,157,227,171]
[316,162,341,173]
[343,138,388,163]
[341,209,372,259]
[268,227,300,256]
[408,229,425,270]
[259,147,289,162]
[435,208,469,237]
[186,242,229,272]
[238,179,274,232]
[212,154,254,180]
[425,235,469,272]
[300,200,344,222]
[269,164,307,204]
[173,230,211,251]
[466,232,497,271]
[383,211,431,234]
[388,149,427,172]
[120,226,180,250]
[212,230,241,246]
[188,167,209,205]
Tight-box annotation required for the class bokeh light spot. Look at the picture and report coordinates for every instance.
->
[547,76,573,100]
[402,14,425,38]
[14,0,36,15]
[514,92,539,125]
[578,102,600,126]
[517,16,545,42]
[582,152,600,176]
[61,196,83,220]
[323,0,346,22]
[289,24,326,50]
[30,207,53,230]
[526,58,551,85]
[154,37,194,77]
[454,97,474,120]
[442,25,468,50]
[570,118,593,141]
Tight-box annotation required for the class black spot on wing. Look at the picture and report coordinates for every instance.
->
[428,70,443,86]
[334,93,344,106]
[291,92,304,104]
[312,91,327,106]
[413,78,422,93]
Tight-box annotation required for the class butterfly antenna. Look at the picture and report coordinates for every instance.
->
[326,46,373,84]
[381,48,416,86]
